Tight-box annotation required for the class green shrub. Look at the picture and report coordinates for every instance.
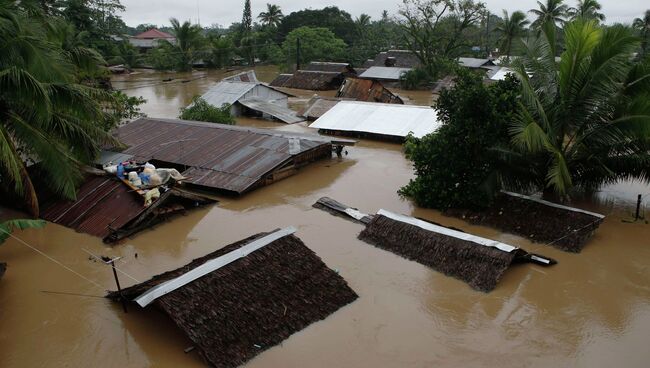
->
[179,97,235,125]
[399,71,520,210]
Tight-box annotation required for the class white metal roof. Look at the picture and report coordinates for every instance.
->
[238,98,305,124]
[489,67,515,81]
[309,101,440,138]
[359,66,412,81]
[199,81,258,107]
[458,57,493,68]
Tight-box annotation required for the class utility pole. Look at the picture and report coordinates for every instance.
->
[296,37,301,71]
[636,194,643,220]
[485,11,490,58]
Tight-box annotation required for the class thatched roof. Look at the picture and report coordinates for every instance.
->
[303,62,356,75]
[358,210,522,292]
[446,192,605,252]
[108,229,358,367]
[269,70,345,91]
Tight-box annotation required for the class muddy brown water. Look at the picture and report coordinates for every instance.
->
[1,67,649,368]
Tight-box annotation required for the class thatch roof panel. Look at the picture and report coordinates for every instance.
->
[110,231,357,368]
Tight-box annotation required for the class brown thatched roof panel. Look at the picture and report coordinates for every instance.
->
[336,78,404,104]
[446,192,605,252]
[367,50,422,68]
[109,230,358,368]
[303,62,356,74]
[273,71,346,91]
[358,211,517,292]
[269,73,292,87]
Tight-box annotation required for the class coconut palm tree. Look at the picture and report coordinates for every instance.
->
[495,10,529,59]
[168,18,203,71]
[354,14,372,37]
[568,0,605,22]
[257,3,283,28]
[501,20,650,196]
[529,0,568,30]
[0,3,114,216]
[634,10,650,57]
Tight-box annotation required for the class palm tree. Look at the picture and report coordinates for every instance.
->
[0,3,114,216]
[502,20,650,196]
[168,18,203,71]
[568,0,605,22]
[354,14,372,37]
[257,3,283,28]
[633,10,650,57]
[529,0,568,30]
[495,10,529,59]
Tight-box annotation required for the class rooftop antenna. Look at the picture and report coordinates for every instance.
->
[197,0,201,26]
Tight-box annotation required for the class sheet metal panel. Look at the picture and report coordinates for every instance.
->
[359,67,412,81]
[309,101,441,139]
[116,118,331,194]
[238,98,304,124]
[199,81,257,107]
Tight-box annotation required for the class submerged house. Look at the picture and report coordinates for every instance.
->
[302,61,357,76]
[363,50,422,69]
[270,70,347,91]
[107,228,358,368]
[39,175,214,243]
[358,67,412,86]
[458,57,496,70]
[198,77,303,124]
[129,28,176,51]
[309,101,440,141]
[111,118,353,195]
[336,78,404,104]
[298,97,343,121]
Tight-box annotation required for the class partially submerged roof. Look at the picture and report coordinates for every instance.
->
[358,210,552,292]
[269,70,345,90]
[359,66,412,81]
[133,28,175,39]
[222,70,259,83]
[487,67,515,81]
[458,57,495,69]
[309,101,440,139]
[336,78,403,104]
[115,118,337,194]
[238,98,304,124]
[365,50,422,68]
[199,81,261,107]
[298,97,341,121]
[107,228,358,368]
[302,62,356,74]
[40,175,213,243]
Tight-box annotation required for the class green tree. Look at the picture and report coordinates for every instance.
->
[258,3,283,28]
[568,0,605,22]
[495,10,529,59]
[504,20,650,196]
[399,0,486,80]
[166,18,203,71]
[277,7,355,45]
[179,97,235,125]
[400,71,520,209]
[0,2,115,216]
[529,0,568,30]
[282,27,347,66]
[634,10,650,58]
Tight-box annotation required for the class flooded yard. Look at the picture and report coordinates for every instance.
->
[1,67,649,367]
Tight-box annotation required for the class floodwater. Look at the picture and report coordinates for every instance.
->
[1,66,649,368]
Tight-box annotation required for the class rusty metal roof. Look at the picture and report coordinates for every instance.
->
[40,176,147,239]
[336,78,404,104]
[115,118,332,194]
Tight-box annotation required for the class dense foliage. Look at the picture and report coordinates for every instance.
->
[400,72,520,209]
[282,27,347,66]
[179,97,235,125]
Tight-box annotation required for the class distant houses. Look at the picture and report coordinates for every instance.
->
[129,28,176,51]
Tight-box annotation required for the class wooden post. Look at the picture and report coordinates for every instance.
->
[110,259,128,313]
[296,37,301,71]
[636,194,642,221]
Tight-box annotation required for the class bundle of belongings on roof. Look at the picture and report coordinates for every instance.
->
[103,161,187,206]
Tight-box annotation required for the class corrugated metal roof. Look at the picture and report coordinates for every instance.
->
[133,28,175,39]
[223,70,259,83]
[303,62,356,74]
[488,67,514,81]
[97,150,134,166]
[336,78,403,104]
[40,176,147,239]
[116,118,333,194]
[359,67,411,81]
[309,101,440,139]
[299,97,341,121]
[238,98,304,124]
[365,50,422,68]
[458,57,495,69]
[199,81,258,107]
